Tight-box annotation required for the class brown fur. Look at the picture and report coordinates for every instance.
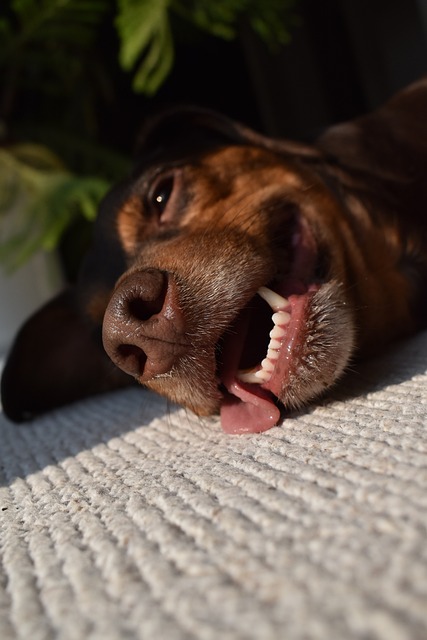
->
[2,79,427,426]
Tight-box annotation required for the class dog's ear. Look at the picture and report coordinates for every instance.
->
[1,289,131,422]
[318,77,427,180]
[137,106,319,160]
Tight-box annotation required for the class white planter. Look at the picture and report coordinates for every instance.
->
[0,251,63,353]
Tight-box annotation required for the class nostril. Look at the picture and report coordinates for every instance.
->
[117,343,147,377]
[127,294,163,323]
[122,271,168,323]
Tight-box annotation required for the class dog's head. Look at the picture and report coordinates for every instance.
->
[2,83,427,432]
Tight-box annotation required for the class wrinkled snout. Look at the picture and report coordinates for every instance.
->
[102,269,187,381]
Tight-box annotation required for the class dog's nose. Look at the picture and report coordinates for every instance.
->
[102,269,186,381]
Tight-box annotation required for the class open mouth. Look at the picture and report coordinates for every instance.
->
[217,218,322,434]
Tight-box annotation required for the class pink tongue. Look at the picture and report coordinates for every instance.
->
[219,309,280,434]
[221,379,280,434]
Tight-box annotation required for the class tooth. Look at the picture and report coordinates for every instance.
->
[258,286,289,311]
[267,347,279,360]
[269,338,282,350]
[261,358,274,372]
[270,325,286,339]
[237,371,263,384]
[272,311,290,326]
[255,369,271,381]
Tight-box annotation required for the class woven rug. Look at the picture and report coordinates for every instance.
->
[0,331,426,640]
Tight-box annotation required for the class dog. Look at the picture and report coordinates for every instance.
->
[2,79,427,433]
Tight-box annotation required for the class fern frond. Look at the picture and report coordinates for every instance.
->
[116,0,174,95]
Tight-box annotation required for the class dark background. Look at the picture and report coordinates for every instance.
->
[107,0,427,149]
[6,0,426,162]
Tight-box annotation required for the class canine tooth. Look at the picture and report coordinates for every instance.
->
[272,311,291,326]
[237,371,263,384]
[258,286,289,311]
[270,325,286,339]
[255,369,271,382]
[261,358,275,372]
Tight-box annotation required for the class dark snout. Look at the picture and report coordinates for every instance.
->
[102,269,187,381]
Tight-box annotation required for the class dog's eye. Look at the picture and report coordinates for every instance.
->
[150,175,174,217]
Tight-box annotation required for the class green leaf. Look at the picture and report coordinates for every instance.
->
[116,0,174,95]
[171,0,296,48]
[132,12,174,94]
[171,0,236,39]
[0,145,109,271]
[116,0,171,69]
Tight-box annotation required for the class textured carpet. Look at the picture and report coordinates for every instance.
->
[0,331,426,640]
